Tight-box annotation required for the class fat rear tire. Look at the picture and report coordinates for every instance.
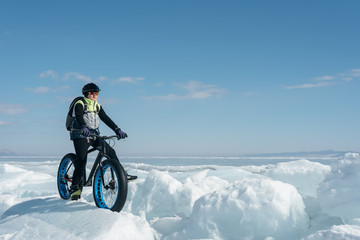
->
[57,153,76,200]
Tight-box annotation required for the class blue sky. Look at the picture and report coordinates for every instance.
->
[1,0,360,156]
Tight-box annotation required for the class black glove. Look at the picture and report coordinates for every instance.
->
[115,128,128,139]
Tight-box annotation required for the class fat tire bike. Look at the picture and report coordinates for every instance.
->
[57,135,128,212]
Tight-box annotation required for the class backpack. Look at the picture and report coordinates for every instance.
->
[65,97,86,131]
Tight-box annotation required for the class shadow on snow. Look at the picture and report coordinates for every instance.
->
[1,197,96,222]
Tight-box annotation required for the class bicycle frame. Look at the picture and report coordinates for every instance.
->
[61,134,120,188]
[84,137,113,187]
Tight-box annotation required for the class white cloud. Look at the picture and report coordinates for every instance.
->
[315,75,337,81]
[25,86,50,94]
[337,69,360,82]
[40,70,104,83]
[146,81,226,100]
[284,82,335,90]
[284,68,360,90]
[116,77,145,84]
[350,69,360,77]
[179,81,216,92]
[63,72,92,82]
[181,81,226,99]
[39,70,58,79]
[0,121,10,125]
[97,76,108,82]
[0,103,26,115]
[40,70,144,86]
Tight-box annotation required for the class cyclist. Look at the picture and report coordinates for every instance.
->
[69,82,136,200]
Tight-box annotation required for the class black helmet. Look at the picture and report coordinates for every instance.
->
[82,83,101,96]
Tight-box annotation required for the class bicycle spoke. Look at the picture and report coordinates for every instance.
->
[93,160,125,211]
[102,167,118,206]
[57,155,76,200]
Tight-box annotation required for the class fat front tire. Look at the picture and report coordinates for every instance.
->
[93,159,128,212]
[57,153,76,200]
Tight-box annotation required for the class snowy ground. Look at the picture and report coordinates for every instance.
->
[1,153,360,239]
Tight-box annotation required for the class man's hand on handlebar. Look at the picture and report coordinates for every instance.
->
[114,128,128,139]
[81,126,91,137]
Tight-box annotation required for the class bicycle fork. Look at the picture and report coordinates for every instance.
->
[100,163,116,190]
[98,139,116,190]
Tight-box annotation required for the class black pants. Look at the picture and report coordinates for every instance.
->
[72,138,119,187]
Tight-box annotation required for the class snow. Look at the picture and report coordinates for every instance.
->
[1,153,360,239]
[177,178,308,240]
[318,153,360,220]
[265,159,331,197]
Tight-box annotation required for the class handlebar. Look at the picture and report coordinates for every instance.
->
[72,129,122,141]
[85,134,121,154]
[88,134,121,141]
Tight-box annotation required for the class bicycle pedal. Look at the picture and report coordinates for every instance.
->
[127,175,138,181]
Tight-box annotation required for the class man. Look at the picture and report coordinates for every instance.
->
[69,82,136,200]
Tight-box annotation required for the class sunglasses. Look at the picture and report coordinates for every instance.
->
[89,92,99,96]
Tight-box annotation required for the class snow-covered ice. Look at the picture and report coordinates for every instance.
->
[1,153,360,239]
[318,153,360,220]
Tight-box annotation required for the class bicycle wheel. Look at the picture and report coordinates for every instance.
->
[93,159,128,212]
[57,153,76,200]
